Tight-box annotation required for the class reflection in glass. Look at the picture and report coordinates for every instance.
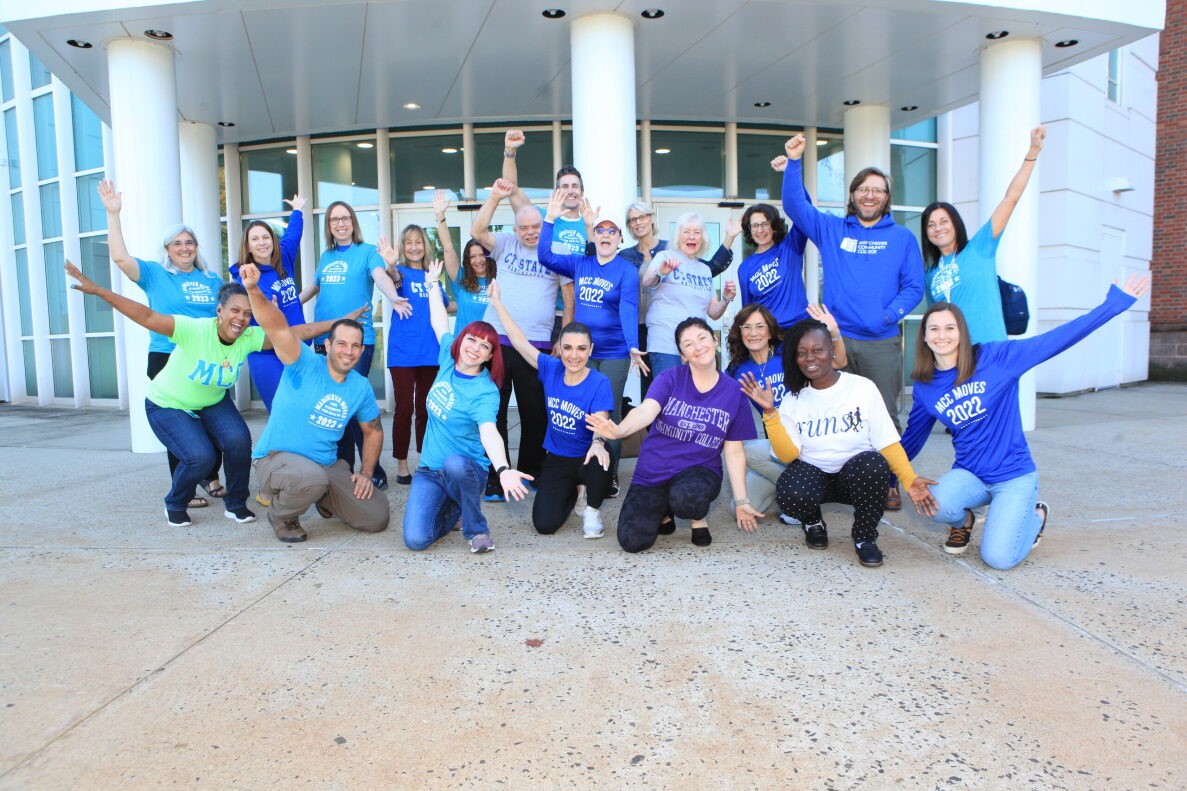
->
[313,141,379,207]
[80,235,113,332]
[88,337,119,399]
[29,51,51,89]
[22,340,36,397]
[15,247,33,335]
[0,40,12,102]
[476,130,552,200]
[890,146,936,209]
[40,182,62,237]
[390,134,464,203]
[51,338,73,398]
[892,118,937,143]
[737,134,787,200]
[651,130,724,198]
[32,94,57,180]
[76,173,105,233]
[43,241,70,334]
[815,139,845,205]
[4,107,20,188]
[242,147,298,214]
[71,95,104,171]
[11,192,24,245]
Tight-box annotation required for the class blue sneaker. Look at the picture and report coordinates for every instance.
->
[483,480,505,502]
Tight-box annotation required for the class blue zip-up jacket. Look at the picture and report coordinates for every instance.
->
[901,285,1137,483]
[782,159,923,340]
[538,221,640,359]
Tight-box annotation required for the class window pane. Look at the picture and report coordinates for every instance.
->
[313,209,380,252]
[51,338,73,397]
[22,340,36,397]
[815,139,846,204]
[40,182,61,237]
[241,146,298,214]
[892,119,937,143]
[87,337,119,398]
[737,133,787,201]
[890,146,936,208]
[5,107,21,188]
[390,134,464,204]
[11,192,24,245]
[15,247,33,335]
[43,241,70,334]
[76,172,105,232]
[80,235,113,332]
[313,140,378,207]
[32,94,57,180]
[0,40,12,103]
[651,130,724,198]
[71,94,104,171]
[29,51,51,89]
[475,131,552,200]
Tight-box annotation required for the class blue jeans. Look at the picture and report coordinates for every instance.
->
[144,395,251,512]
[929,468,1042,570]
[647,352,682,381]
[402,454,489,550]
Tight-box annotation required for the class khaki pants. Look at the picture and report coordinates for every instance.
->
[254,453,389,533]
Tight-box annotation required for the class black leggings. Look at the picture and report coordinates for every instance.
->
[531,452,612,534]
[148,351,221,487]
[775,451,889,543]
[490,343,547,482]
[617,466,721,553]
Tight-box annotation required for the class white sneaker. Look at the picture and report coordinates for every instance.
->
[572,485,587,518]
[582,506,604,539]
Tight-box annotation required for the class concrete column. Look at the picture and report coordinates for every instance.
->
[571,13,637,223]
[376,129,392,241]
[724,122,739,198]
[295,135,315,319]
[842,104,891,190]
[981,38,1041,430]
[551,120,563,175]
[639,121,652,201]
[220,142,248,408]
[802,127,821,303]
[178,121,221,276]
[108,38,181,452]
[462,123,476,199]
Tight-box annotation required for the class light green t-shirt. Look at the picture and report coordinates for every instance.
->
[147,316,265,410]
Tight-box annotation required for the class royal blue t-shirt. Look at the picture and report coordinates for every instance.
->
[133,258,220,353]
[420,332,500,469]
[388,266,448,368]
[737,230,809,328]
[253,344,380,467]
[536,354,615,458]
[314,243,383,345]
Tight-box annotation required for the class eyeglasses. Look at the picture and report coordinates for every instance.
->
[740,323,768,332]
[627,214,653,225]
[328,216,353,226]
[593,227,620,236]
[168,239,197,248]
[749,221,771,232]
[854,186,888,197]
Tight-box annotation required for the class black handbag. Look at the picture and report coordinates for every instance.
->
[998,276,1030,336]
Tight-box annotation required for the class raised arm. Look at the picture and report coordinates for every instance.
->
[704,215,741,276]
[471,179,513,251]
[65,259,173,337]
[425,259,450,342]
[487,281,541,368]
[431,190,461,282]
[240,262,301,363]
[369,251,413,319]
[806,303,849,368]
[989,125,1046,238]
[707,280,736,320]
[781,135,829,244]
[97,180,141,281]
[279,195,305,267]
[586,397,662,440]
[500,130,532,214]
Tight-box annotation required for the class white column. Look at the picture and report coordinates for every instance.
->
[551,120,563,176]
[842,104,891,189]
[375,128,393,411]
[108,38,181,452]
[178,121,221,275]
[295,135,315,320]
[981,38,1041,430]
[802,127,821,303]
[639,121,652,201]
[221,142,248,408]
[571,13,637,223]
[724,122,738,198]
[462,123,476,199]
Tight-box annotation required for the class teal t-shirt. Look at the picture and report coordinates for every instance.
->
[419,331,499,469]
[926,221,1007,344]
[146,316,264,410]
[314,243,383,345]
[253,344,380,466]
[133,258,221,354]
[452,276,490,332]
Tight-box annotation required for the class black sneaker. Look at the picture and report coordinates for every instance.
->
[802,521,828,549]
[607,473,621,499]
[944,509,974,555]
[165,508,192,527]
[1033,501,1049,548]
[855,540,884,567]
[224,505,256,524]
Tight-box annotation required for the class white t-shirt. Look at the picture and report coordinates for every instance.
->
[484,232,571,343]
[645,251,715,355]
[776,371,900,473]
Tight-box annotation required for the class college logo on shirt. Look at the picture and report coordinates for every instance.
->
[426,381,456,421]
[840,238,888,255]
[932,380,988,427]
[182,280,216,304]
[655,398,731,448]
[308,393,350,431]
[669,268,712,292]
[273,278,299,305]
[931,258,960,301]
[752,261,782,292]
[547,396,586,433]
[555,228,586,254]
[577,276,614,306]
[320,260,350,285]
[188,359,242,389]
[499,250,551,279]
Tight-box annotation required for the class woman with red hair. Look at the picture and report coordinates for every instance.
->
[402,261,532,554]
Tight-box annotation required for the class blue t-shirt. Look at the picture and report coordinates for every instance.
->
[253,344,380,467]
[926,220,1007,345]
[133,258,220,353]
[538,221,640,358]
[453,276,490,331]
[737,230,809,328]
[230,208,306,330]
[420,331,500,469]
[536,354,615,458]
[314,243,383,345]
[388,266,448,368]
[901,285,1137,484]
[729,347,786,415]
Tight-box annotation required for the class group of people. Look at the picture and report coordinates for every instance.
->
[72,127,1149,570]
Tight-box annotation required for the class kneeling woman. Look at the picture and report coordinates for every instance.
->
[587,318,762,552]
[488,283,615,538]
[403,262,532,554]
[901,274,1150,569]
[65,261,354,528]
[743,319,934,567]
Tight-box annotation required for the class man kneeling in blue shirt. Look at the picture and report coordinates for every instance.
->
[241,263,390,543]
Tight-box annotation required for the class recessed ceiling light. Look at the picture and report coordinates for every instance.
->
[816,140,828,146]
[286,149,298,155]
[641,9,665,19]
[402,102,421,110]
[1055,39,1079,48]
[542,9,566,19]
[422,185,436,190]
[67,39,92,49]
[842,99,861,106]
[753,101,771,108]
[217,121,236,127]
[356,142,374,149]
[654,148,671,155]
[985,30,1009,40]
[900,105,919,112]
[441,147,459,154]
[144,29,173,40]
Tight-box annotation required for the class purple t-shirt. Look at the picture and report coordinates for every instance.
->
[632,366,757,487]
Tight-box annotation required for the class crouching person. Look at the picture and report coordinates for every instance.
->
[241,263,390,543]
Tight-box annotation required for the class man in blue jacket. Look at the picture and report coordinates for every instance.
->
[780,133,924,510]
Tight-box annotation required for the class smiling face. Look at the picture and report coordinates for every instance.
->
[924,309,961,361]
[593,222,621,257]
[851,173,890,225]
[402,227,427,266]
[558,331,593,373]
[925,207,956,254]
[327,206,355,245]
[796,328,837,388]
[457,332,494,371]
[678,324,717,368]
[216,294,252,341]
[739,313,772,355]
[514,206,542,249]
[626,209,655,242]
[327,323,364,377]
[467,244,488,277]
[246,224,275,265]
[556,173,583,211]
[678,223,704,257]
[166,231,198,270]
[749,213,773,249]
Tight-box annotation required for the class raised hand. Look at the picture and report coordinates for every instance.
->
[806,303,839,338]
[739,371,775,412]
[425,258,444,284]
[64,260,100,294]
[785,134,806,161]
[283,194,307,212]
[376,236,399,267]
[491,178,515,201]
[725,214,743,238]
[1029,125,1046,156]
[580,197,601,227]
[97,180,122,213]
[770,155,788,173]
[546,187,566,221]
[347,302,372,321]
[432,189,450,219]
[1119,273,1151,299]
[487,279,502,307]
[238,262,261,289]
[504,129,525,151]
[722,280,737,302]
